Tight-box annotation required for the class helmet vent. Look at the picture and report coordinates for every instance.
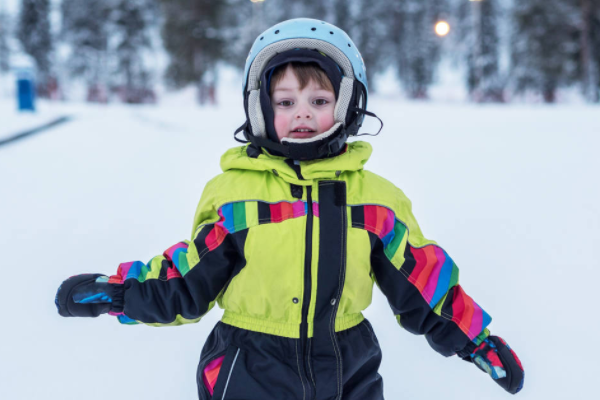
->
[330,31,334,35]
[275,30,280,34]
[311,27,316,31]
[260,37,264,40]
[348,43,351,47]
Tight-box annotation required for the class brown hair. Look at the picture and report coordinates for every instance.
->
[269,62,335,96]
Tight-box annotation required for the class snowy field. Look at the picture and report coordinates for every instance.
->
[1,78,599,400]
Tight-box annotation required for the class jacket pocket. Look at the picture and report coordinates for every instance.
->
[209,345,242,400]
[202,352,227,397]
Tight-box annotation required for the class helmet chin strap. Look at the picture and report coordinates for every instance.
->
[234,108,382,161]
[243,123,348,161]
[234,96,383,161]
[350,108,384,137]
[281,122,343,145]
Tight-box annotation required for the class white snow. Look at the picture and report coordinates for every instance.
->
[1,72,599,400]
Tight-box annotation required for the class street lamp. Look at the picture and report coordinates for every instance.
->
[471,0,483,100]
[250,0,265,38]
[435,21,451,37]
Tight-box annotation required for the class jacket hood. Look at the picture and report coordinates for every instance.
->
[221,141,373,186]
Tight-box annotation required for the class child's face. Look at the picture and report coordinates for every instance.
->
[271,66,336,141]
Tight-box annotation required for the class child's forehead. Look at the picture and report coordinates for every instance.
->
[276,67,302,84]
[272,69,330,92]
[273,81,327,92]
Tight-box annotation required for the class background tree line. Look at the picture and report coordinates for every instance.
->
[1,0,599,103]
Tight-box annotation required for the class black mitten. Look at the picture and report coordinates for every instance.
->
[55,274,123,317]
[459,335,524,394]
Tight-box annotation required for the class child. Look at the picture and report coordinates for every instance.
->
[56,18,524,399]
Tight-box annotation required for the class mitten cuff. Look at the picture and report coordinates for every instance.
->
[456,328,491,360]
[108,284,125,314]
[456,341,478,360]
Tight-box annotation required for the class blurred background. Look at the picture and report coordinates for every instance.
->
[1,1,599,400]
[0,0,599,105]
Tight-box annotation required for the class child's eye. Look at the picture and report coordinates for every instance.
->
[313,99,329,106]
[278,100,293,107]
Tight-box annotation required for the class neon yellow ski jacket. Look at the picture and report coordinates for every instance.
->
[108,141,490,356]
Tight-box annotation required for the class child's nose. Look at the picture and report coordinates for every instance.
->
[295,107,312,119]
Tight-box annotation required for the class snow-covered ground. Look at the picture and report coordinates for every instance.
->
[0,98,74,142]
[1,75,599,400]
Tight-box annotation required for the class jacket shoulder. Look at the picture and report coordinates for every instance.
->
[347,170,411,211]
[190,169,297,236]
[347,170,434,247]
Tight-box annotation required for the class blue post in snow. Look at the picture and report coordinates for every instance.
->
[16,69,36,112]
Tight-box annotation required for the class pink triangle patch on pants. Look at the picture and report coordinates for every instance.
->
[202,355,226,395]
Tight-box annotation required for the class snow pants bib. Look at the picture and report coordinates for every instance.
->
[197,319,384,400]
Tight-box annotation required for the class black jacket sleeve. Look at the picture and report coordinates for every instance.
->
[369,224,491,357]
[108,223,248,326]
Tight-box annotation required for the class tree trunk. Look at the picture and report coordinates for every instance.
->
[543,82,556,103]
[581,0,593,101]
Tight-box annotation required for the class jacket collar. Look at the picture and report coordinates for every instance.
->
[221,141,373,186]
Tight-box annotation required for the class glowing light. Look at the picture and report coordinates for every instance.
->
[435,21,451,37]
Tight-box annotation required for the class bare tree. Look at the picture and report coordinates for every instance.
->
[17,0,53,96]
[112,0,157,103]
[511,0,580,103]
[160,0,226,104]
[61,0,111,101]
[459,0,504,102]
[580,0,599,102]
[391,0,447,99]
[0,11,10,73]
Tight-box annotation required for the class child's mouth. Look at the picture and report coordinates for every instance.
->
[290,129,317,138]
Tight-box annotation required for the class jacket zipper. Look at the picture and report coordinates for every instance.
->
[291,161,315,400]
[301,185,314,399]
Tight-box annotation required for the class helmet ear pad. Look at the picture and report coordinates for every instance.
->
[344,80,367,136]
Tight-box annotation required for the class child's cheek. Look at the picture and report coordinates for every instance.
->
[318,112,336,133]
[274,114,289,140]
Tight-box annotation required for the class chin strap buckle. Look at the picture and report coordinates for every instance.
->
[322,124,349,156]
[327,134,345,155]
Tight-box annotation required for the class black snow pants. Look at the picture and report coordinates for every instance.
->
[197,319,384,400]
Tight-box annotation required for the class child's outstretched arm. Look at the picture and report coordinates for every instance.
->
[55,221,246,326]
[367,199,523,394]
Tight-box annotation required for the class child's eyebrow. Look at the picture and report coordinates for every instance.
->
[272,86,334,94]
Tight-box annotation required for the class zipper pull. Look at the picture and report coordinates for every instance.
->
[290,184,303,199]
[285,158,304,180]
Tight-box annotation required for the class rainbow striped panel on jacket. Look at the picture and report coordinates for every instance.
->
[108,200,309,324]
[203,200,309,251]
[350,204,491,341]
[108,241,191,324]
[110,200,309,284]
[109,241,188,285]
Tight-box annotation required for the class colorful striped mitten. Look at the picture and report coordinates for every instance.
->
[462,335,524,394]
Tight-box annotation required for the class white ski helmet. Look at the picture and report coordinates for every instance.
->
[236,18,372,160]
